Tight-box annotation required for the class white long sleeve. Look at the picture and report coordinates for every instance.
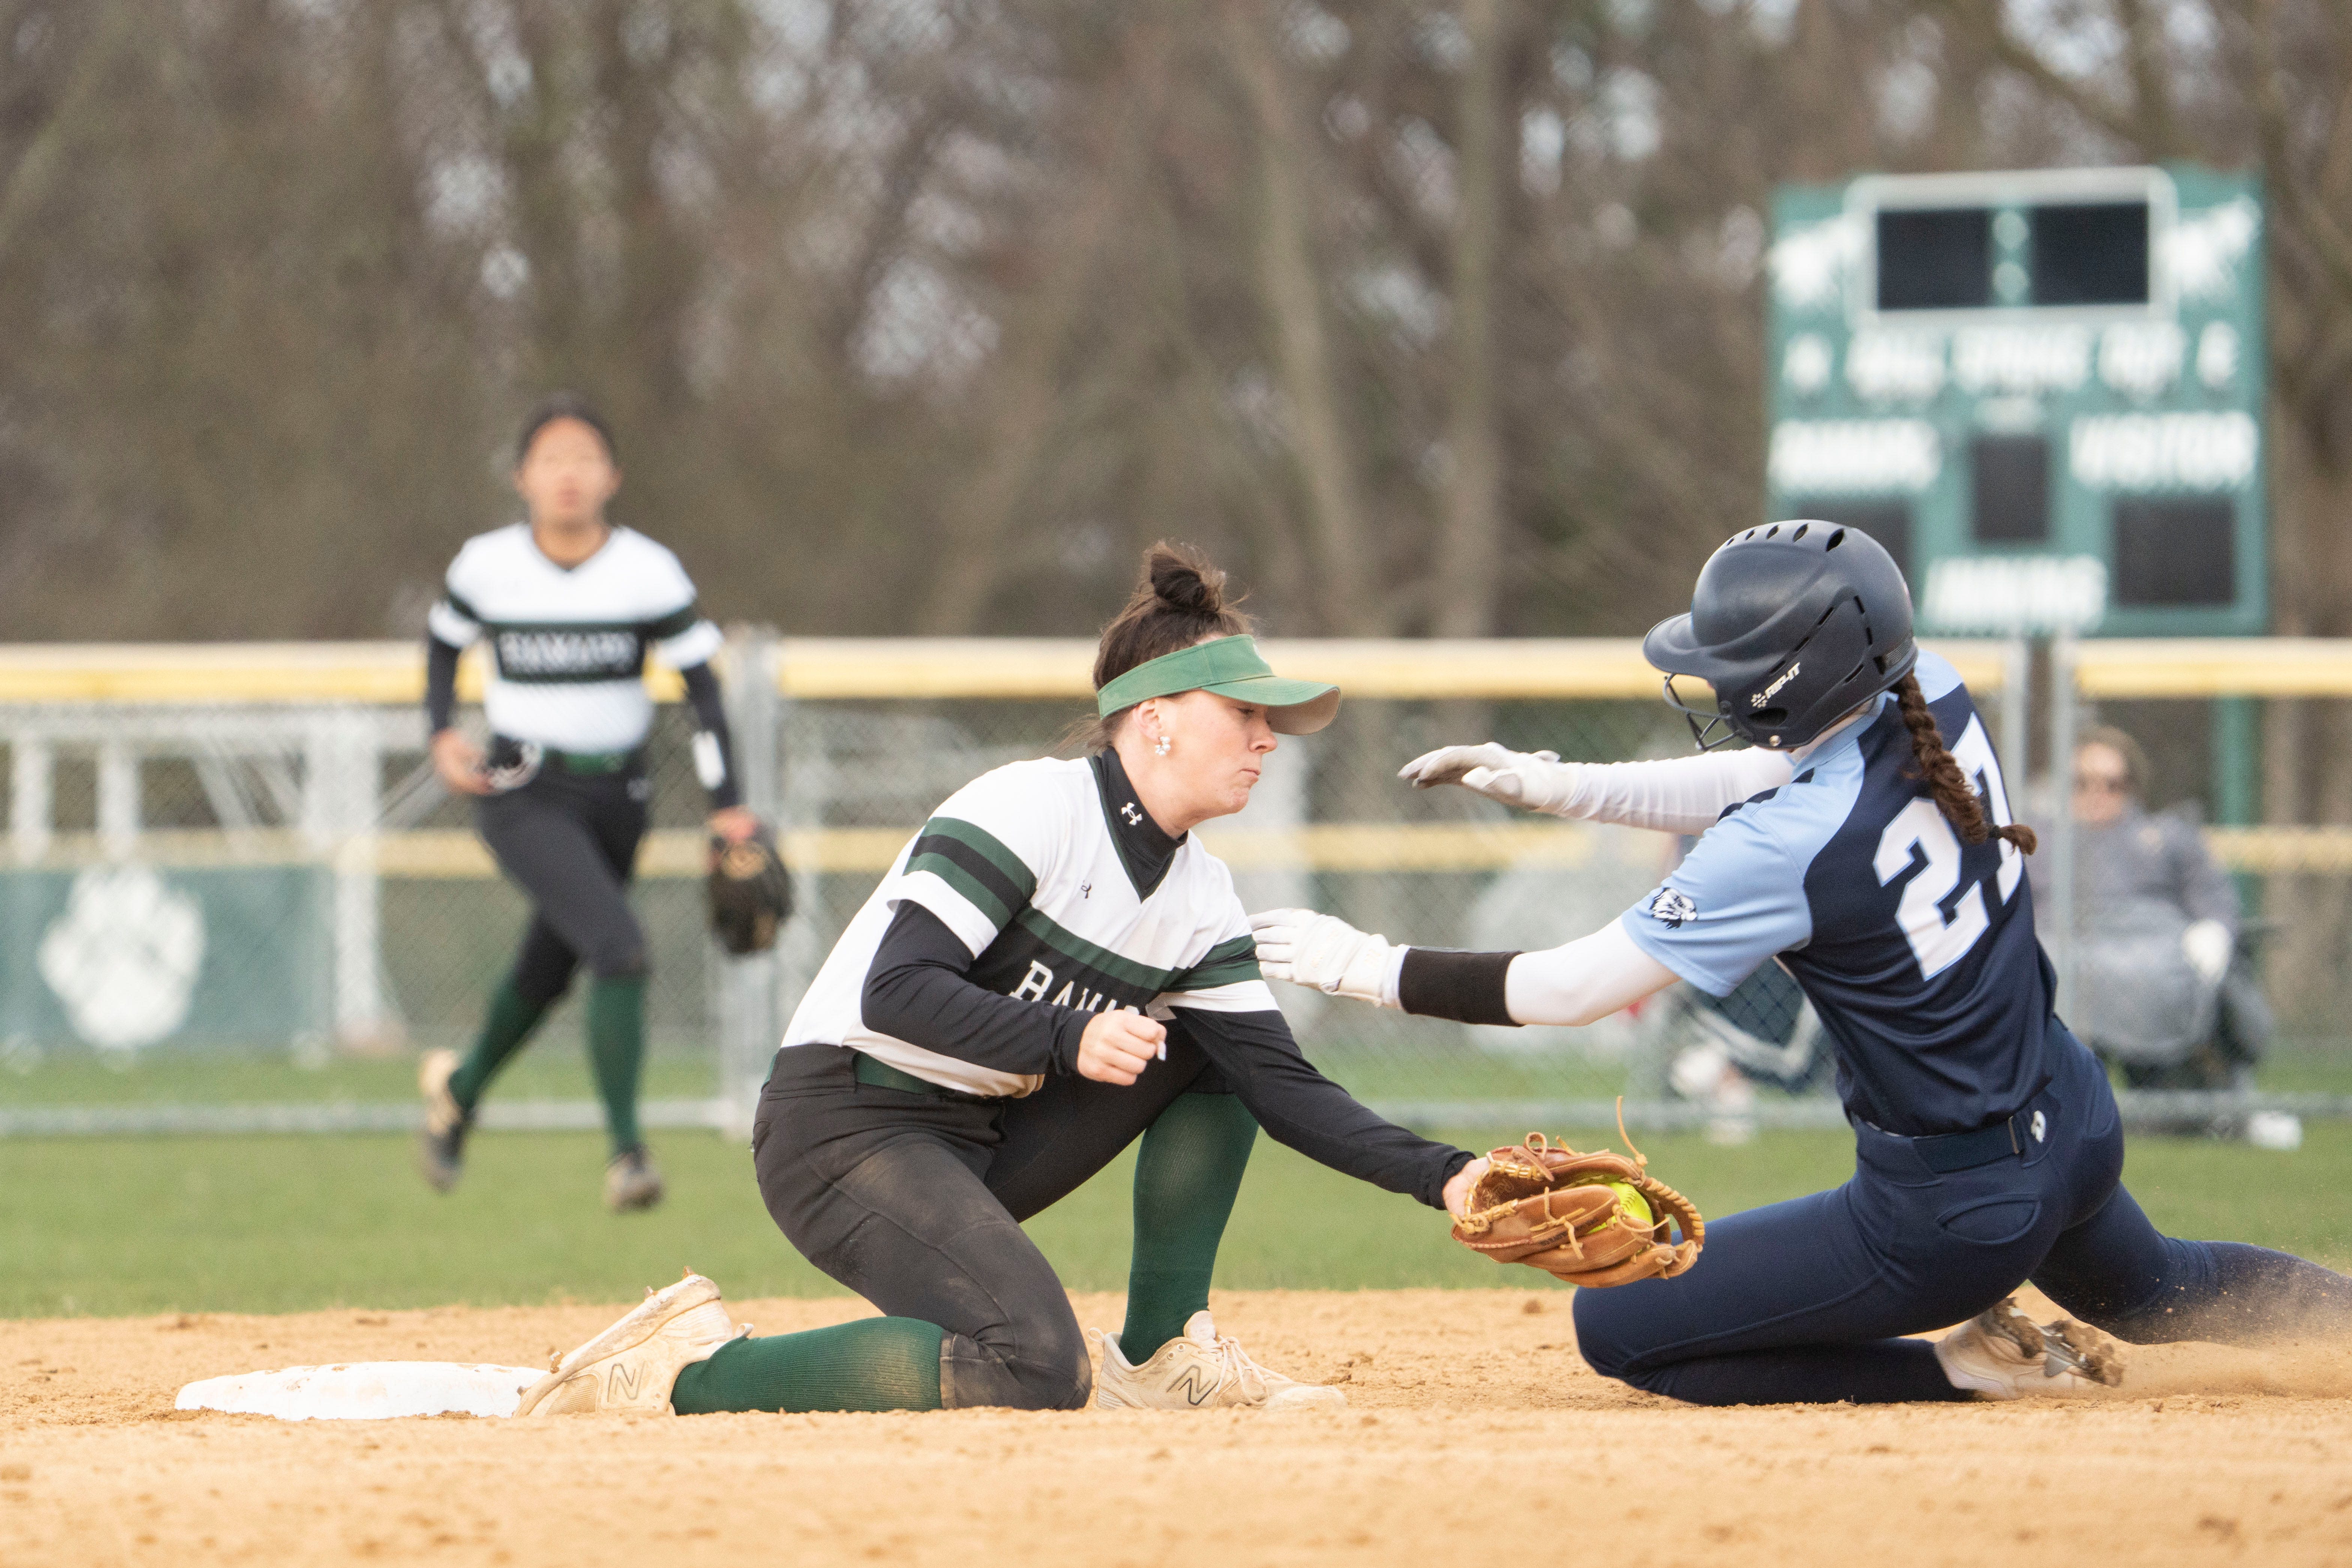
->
[1556,749,1793,835]
[1502,918,1683,1026]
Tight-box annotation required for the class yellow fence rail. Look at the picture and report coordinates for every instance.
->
[16,633,2352,706]
[3,821,1635,878]
[2072,639,2352,698]
[14,820,2334,878]
[0,637,2025,705]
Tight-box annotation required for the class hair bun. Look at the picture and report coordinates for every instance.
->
[1147,542,1226,616]
[1079,540,1254,741]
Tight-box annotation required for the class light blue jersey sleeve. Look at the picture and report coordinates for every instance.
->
[1618,731,1872,996]
[1912,647,1963,703]
[1620,809,1813,997]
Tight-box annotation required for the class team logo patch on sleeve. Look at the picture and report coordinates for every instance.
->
[1645,887,1698,929]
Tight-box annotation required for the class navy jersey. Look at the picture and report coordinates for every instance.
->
[1621,651,2052,1135]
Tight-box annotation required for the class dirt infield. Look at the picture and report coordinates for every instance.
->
[6,1286,2352,1567]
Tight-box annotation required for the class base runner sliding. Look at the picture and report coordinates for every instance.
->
[513,544,1484,1417]
[1253,523,2352,1404]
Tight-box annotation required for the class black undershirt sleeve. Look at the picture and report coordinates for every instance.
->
[1169,1008,1474,1210]
[1395,948,1521,1026]
[860,901,1090,1077]
[678,662,744,812]
[425,635,462,735]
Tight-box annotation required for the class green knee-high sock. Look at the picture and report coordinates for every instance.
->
[1120,1090,1259,1361]
[669,1319,944,1413]
[447,980,553,1112]
[585,975,647,1155]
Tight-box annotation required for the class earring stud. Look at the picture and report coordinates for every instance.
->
[1155,736,1172,756]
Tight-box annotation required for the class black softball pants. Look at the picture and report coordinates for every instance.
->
[751,1040,1231,1410]
[474,767,650,1000]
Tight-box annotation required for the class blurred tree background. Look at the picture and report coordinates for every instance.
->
[0,0,2342,645]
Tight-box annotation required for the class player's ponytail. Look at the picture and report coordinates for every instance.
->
[1069,541,1254,752]
[1894,673,2038,855]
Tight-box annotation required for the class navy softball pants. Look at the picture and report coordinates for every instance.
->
[1574,1033,2352,1404]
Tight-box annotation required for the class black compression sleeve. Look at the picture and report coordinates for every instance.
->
[1171,1008,1473,1209]
[678,663,743,811]
[860,902,1090,1076]
[426,635,462,734]
[1396,948,1520,1026]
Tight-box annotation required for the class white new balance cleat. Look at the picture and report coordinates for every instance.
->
[1935,1296,2124,1400]
[604,1145,665,1212]
[1092,1310,1345,1412]
[513,1269,743,1416]
[417,1049,471,1193]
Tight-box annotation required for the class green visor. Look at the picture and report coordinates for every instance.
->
[1094,635,1341,735]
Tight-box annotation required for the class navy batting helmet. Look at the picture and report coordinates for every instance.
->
[1642,521,1917,751]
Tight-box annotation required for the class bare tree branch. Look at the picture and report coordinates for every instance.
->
[1929,0,2143,146]
[0,7,139,264]
[913,25,1172,633]
[1430,0,1509,638]
[2245,0,2352,314]
[2113,0,2182,155]
[1220,0,1385,635]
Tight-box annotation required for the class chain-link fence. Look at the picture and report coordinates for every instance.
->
[731,636,2031,1137]
[0,648,723,1132]
[2029,639,2352,1143]
[6,636,2350,1139]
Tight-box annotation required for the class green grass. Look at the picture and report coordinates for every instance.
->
[0,1045,1629,1107]
[12,1038,2352,1108]
[0,1049,717,1105]
[4,1122,2349,1319]
[2244,1047,2352,1095]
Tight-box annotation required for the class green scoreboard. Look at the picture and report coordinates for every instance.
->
[1766,166,2265,636]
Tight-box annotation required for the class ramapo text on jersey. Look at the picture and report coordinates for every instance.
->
[428,523,724,754]
[783,755,1271,1098]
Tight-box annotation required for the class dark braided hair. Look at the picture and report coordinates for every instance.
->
[1892,674,2039,854]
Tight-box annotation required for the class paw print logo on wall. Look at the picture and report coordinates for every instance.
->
[37,865,206,1052]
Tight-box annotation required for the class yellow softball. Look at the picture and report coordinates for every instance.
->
[1605,1181,1654,1229]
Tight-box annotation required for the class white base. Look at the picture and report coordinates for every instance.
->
[175,1362,545,1421]
[2247,1112,2304,1152]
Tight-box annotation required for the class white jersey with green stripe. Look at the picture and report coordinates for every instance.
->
[780,754,1275,1097]
[428,522,724,752]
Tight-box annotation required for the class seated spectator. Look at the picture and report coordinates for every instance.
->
[2031,726,2272,1105]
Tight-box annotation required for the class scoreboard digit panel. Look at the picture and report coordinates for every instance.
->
[1767,165,2265,637]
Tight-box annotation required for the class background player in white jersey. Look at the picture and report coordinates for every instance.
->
[416,394,759,1212]
[1255,524,2350,1404]
[508,545,1484,1418]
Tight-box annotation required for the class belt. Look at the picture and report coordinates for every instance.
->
[493,738,642,776]
[545,745,639,775]
[851,1052,997,1103]
[1909,1107,2046,1173]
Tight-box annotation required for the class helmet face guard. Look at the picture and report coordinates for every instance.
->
[1644,522,1919,752]
[1660,675,1742,753]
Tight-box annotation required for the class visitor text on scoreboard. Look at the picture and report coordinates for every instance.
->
[1767,166,2264,636]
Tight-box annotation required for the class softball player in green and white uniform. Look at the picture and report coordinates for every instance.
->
[416,395,758,1211]
[511,544,1484,1417]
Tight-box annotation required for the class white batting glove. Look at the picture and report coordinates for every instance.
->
[2182,919,2233,987]
[1247,908,1402,1007]
[1397,743,1582,816]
